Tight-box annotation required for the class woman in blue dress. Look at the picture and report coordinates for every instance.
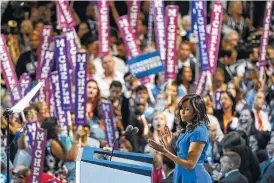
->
[148,94,211,183]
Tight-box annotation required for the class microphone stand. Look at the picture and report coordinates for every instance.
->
[3,109,13,181]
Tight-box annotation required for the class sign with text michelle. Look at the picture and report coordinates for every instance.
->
[0,34,21,104]
[65,27,80,71]
[208,2,223,74]
[195,71,207,95]
[194,1,209,71]
[36,26,53,80]
[128,51,164,78]
[98,0,110,56]
[259,0,273,67]
[29,128,47,183]
[128,0,141,36]
[190,1,198,35]
[57,2,66,29]
[75,51,88,126]
[100,101,116,147]
[54,36,72,111]
[154,0,166,63]
[56,0,76,28]
[165,5,179,81]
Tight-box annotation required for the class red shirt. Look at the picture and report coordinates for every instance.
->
[26,173,63,183]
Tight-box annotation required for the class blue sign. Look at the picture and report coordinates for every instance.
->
[128,51,164,78]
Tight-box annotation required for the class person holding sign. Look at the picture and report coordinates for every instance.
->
[148,94,211,183]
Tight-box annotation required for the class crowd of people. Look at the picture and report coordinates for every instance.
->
[1,1,274,183]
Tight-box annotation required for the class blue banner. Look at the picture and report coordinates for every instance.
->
[191,1,198,34]
[128,51,164,78]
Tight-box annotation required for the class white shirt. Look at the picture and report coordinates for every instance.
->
[93,71,125,98]
[92,56,128,75]
[225,169,239,178]
[252,109,271,131]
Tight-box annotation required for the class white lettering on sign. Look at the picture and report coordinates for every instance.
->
[130,55,162,74]
[154,0,166,62]
[58,0,73,23]
[117,16,140,58]
[40,50,54,79]
[129,0,139,34]
[208,3,223,72]
[165,6,178,80]
[65,29,78,68]
[99,0,109,54]
[55,37,71,107]
[259,1,273,66]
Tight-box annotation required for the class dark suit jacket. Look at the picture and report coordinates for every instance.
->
[219,170,248,183]
[160,171,174,183]
[260,161,274,183]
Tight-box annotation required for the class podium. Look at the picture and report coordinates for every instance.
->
[76,147,154,183]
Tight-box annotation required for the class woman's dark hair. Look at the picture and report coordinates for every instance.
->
[176,66,193,86]
[87,79,101,118]
[221,91,236,114]
[239,107,257,136]
[222,131,243,149]
[175,94,210,131]
[41,117,59,140]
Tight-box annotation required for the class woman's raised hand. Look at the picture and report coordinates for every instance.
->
[158,125,173,149]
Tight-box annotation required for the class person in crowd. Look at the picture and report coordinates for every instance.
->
[252,91,272,132]
[15,30,40,80]
[41,117,80,177]
[206,121,222,167]
[115,38,127,63]
[127,97,148,153]
[163,81,178,131]
[212,68,227,109]
[160,156,175,183]
[85,4,97,35]
[109,80,124,135]
[145,111,167,154]
[19,20,33,54]
[86,79,106,144]
[76,21,90,39]
[177,41,197,79]
[203,95,224,142]
[34,102,50,127]
[151,74,165,99]
[249,131,271,163]
[119,139,133,152]
[148,94,212,183]
[236,108,256,136]
[11,165,63,183]
[78,124,100,148]
[221,31,240,50]
[222,131,261,183]
[223,1,254,41]
[218,151,248,183]
[259,143,274,183]
[121,72,139,128]
[135,85,155,124]
[24,106,38,123]
[176,66,195,99]
[94,54,125,98]
[214,91,238,134]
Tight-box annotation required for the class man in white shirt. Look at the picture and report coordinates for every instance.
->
[93,55,127,75]
[252,91,271,132]
[94,54,125,98]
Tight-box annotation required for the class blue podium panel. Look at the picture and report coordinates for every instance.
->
[76,147,154,183]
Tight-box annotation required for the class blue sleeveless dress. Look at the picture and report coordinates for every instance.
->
[173,123,211,183]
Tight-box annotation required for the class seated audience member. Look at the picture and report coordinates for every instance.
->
[206,122,222,167]
[160,156,175,183]
[214,92,238,134]
[222,131,261,183]
[219,152,248,183]
[236,108,257,136]
[259,143,274,183]
[252,91,272,132]
[12,165,62,183]
[119,139,133,152]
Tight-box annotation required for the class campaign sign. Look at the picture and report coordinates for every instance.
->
[128,51,164,78]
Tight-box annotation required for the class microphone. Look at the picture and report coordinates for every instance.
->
[109,125,137,161]
[131,127,139,135]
